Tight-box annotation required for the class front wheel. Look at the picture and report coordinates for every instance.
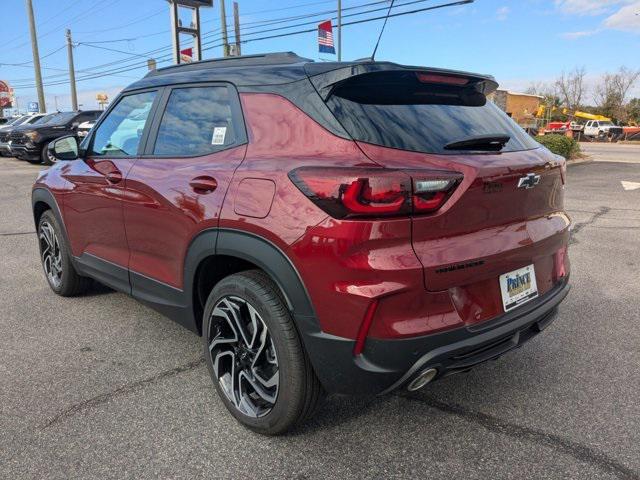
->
[41,142,56,166]
[37,211,91,296]
[202,270,324,435]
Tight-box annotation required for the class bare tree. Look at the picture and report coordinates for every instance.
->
[555,66,587,111]
[593,67,640,120]
[525,82,561,107]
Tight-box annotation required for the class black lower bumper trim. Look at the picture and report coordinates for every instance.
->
[301,279,570,395]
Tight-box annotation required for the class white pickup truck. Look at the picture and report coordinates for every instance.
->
[583,120,623,140]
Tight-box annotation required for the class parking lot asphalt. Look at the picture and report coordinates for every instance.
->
[1,149,639,479]
[580,142,640,164]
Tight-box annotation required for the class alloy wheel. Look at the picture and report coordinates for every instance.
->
[207,296,279,418]
[46,148,57,164]
[39,221,62,289]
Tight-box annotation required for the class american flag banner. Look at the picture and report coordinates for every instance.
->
[317,20,335,54]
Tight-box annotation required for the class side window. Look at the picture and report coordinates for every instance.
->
[90,91,156,157]
[153,86,238,156]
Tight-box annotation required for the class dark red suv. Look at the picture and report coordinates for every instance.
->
[32,52,570,434]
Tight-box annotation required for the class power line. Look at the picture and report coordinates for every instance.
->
[73,7,166,35]
[1,0,77,46]
[8,0,390,84]
[78,42,158,59]
[4,0,124,52]
[11,0,471,90]
[8,0,473,89]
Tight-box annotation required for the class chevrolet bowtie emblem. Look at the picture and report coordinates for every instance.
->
[517,173,541,189]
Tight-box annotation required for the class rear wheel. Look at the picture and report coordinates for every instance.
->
[37,211,91,296]
[202,270,323,435]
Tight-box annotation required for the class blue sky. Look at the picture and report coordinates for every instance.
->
[1,0,639,112]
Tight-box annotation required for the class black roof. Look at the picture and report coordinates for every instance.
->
[125,51,497,93]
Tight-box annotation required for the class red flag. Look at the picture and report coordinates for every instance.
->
[180,47,193,63]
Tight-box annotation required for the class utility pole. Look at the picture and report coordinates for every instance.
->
[232,2,241,56]
[220,0,229,57]
[66,29,78,111]
[25,0,45,113]
[337,0,342,61]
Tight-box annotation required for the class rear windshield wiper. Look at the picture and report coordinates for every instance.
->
[444,134,511,151]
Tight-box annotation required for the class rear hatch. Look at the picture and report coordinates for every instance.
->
[313,65,569,321]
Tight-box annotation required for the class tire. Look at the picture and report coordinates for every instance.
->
[37,210,91,296]
[41,142,55,166]
[202,270,324,435]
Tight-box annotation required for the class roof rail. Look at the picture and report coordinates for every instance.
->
[148,52,313,76]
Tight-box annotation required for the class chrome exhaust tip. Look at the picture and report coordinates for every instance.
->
[406,368,438,391]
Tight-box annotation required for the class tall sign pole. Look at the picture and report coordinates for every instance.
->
[337,0,342,61]
[66,29,78,111]
[169,0,180,64]
[25,0,45,113]
[167,1,212,64]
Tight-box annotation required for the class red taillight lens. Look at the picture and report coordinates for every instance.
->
[289,167,461,219]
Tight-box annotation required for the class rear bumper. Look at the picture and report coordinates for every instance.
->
[302,278,570,395]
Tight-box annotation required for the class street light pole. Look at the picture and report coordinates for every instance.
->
[337,0,342,61]
[24,0,45,113]
[220,0,230,57]
[66,29,78,111]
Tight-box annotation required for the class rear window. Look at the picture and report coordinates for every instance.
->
[326,71,539,154]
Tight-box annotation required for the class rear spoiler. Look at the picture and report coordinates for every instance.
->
[304,61,499,101]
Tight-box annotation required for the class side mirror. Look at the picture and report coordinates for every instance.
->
[49,135,79,161]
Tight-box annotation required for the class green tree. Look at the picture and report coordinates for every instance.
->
[626,98,640,123]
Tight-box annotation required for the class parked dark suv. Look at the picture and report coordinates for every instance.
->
[32,52,570,434]
[13,110,101,164]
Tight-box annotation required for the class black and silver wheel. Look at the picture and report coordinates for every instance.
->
[37,210,91,296]
[41,142,56,166]
[209,296,279,418]
[39,219,63,290]
[203,270,324,435]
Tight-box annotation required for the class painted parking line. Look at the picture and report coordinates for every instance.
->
[621,181,640,191]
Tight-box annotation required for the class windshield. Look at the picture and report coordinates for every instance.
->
[326,71,539,154]
[32,114,55,125]
[45,112,77,126]
[11,116,31,126]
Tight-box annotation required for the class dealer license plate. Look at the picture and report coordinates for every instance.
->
[499,265,538,312]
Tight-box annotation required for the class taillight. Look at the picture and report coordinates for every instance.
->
[288,167,461,219]
[416,72,469,86]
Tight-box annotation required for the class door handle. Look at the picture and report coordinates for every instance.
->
[189,176,218,194]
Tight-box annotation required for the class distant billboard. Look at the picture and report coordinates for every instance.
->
[0,81,12,109]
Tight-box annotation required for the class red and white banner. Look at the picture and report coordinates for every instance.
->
[180,48,193,63]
